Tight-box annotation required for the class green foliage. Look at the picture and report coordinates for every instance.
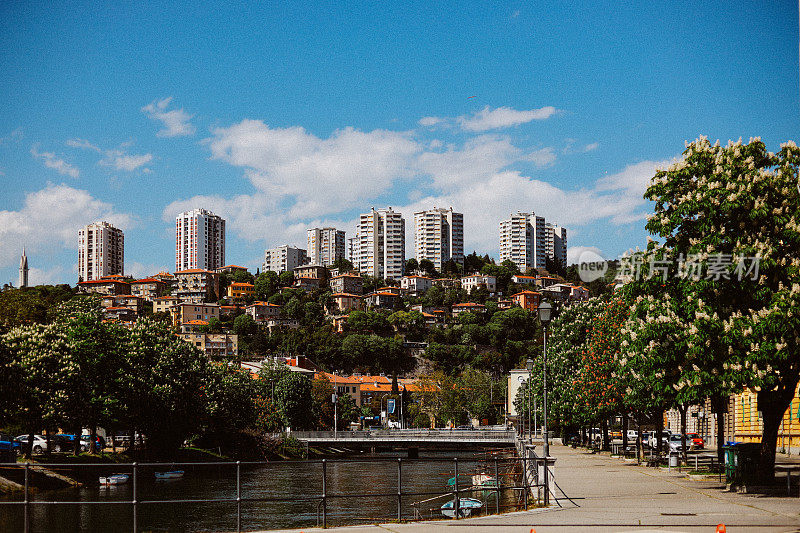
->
[254,271,279,300]
[0,284,76,327]
[273,372,313,430]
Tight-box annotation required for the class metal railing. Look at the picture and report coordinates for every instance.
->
[288,428,517,441]
[0,454,545,532]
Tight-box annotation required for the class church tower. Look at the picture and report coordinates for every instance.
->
[19,248,28,288]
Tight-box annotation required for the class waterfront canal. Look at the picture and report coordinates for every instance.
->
[0,449,524,532]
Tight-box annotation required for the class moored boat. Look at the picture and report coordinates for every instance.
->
[99,474,129,486]
[440,497,483,518]
[154,470,185,480]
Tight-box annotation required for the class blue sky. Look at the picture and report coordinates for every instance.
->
[0,1,797,285]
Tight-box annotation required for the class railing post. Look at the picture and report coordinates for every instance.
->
[24,462,29,533]
[453,457,459,519]
[132,462,138,533]
[396,458,402,522]
[236,461,241,532]
[494,457,500,514]
[523,455,528,510]
[321,459,327,528]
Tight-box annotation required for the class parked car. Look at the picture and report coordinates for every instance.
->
[667,434,685,453]
[0,433,21,456]
[626,430,639,442]
[51,434,78,453]
[80,435,106,451]
[15,434,49,454]
[648,430,672,449]
[686,432,704,449]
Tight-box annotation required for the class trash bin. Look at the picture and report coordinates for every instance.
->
[669,453,678,467]
[724,443,762,485]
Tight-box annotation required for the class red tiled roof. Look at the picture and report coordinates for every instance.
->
[105,306,135,311]
[452,302,485,307]
[184,319,209,325]
[512,290,541,297]
[331,274,361,279]
[79,279,130,285]
[131,278,162,284]
[229,282,254,288]
[373,292,399,297]
[332,293,363,298]
[247,301,280,307]
[174,269,217,274]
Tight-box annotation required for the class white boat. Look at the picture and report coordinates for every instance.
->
[99,474,129,486]
[440,497,483,518]
[154,470,184,480]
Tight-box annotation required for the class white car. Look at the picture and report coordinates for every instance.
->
[648,430,672,449]
[667,434,685,453]
[15,434,49,454]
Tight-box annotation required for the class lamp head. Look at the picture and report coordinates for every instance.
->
[538,301,553,324]
[526,358,534,371]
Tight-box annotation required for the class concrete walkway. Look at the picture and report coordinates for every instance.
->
[261,443,800,533]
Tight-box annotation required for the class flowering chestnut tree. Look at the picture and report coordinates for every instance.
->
[644,137,800,476]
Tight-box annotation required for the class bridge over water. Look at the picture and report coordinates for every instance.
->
[289,429,517,451]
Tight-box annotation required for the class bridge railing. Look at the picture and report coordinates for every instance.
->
[289,429,517,441]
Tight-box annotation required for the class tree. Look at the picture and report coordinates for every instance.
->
[273,372,313,430]
[644,137,800,477]
[405,258,419,274]
[419,259,438,278]
[311,376,335,429]
[122,318,212,456]
[331,258,354,272]
[254,271,279,300]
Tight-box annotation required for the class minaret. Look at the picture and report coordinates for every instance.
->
[19,248,29,288]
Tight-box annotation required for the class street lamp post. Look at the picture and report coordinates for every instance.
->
[538,301,553,506]
[526,358,534,443]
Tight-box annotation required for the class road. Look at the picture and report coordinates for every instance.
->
[262,443,800,533]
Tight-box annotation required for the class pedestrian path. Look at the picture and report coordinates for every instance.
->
[261,444,800,533]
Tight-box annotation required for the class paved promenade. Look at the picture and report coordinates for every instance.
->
[263,444,800,533]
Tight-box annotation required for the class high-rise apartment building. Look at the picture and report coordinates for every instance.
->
[262,245,309,274]
[413,207,464,270]
[175,208,225,272]
[545,223,568,268]
[499,212,547,272]
[351,207,405,280]
[307,227,346,266]
[19,248,28,288]
[78,222,124,281]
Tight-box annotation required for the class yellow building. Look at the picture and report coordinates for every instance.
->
[733,384,800,453]
[227,282,255,301]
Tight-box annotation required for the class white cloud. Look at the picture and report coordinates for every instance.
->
[0,127,23,145]
[205,120,420,217]
[30,146,80,178]
[28,265,65,286]
[166,116,663,259]
[141,97,196,137]
[567,246,605,266]
[583,142,600,152]
[418,116,443,127]
[0,183,133,267]
[526,147,557,167]
[67,138,153,172]
[458,105,559,132]
[127,261,170,279]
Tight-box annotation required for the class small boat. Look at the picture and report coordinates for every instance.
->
[99,474,129,486]
[154,470,184,480]
[440,497,483,518]
[472,473,497,487]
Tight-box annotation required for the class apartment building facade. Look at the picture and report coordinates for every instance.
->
[174,269,221,302]
[545,223,568,268]
[307,227,346,266]
[175,208,226,272]
[262,245,308,274]
[78,221,124,281]
[413,207,464,270]
[499,212,547,272]
[351,207,405,280]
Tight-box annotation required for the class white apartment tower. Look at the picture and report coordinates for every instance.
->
[175,209,225,272]
[78,221,124,281]
[545,223,568,268]
[413,207,464,270]
[262,245,309,274]
[352,207,405,279]
[499,212,547,272]
[19,248,28,288]
[307,227,346,266]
